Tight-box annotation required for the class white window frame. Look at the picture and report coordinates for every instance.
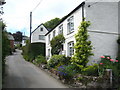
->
[68,41,74,57]
[48,34,51,44]
[39,35,45,40]
[53,30,56,37]
[59,24,63,34]
[48,49,50,57]
[67,16,74,34]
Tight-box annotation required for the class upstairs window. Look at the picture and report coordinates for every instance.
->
[59,24,63,34]
[39,35,45,40]
[40,27,43,31]
[53,30,56,37]
[67,16,74,34]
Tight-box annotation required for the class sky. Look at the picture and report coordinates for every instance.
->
[2,0,84,36]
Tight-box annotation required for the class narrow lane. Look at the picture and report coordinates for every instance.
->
[3,49,68,88]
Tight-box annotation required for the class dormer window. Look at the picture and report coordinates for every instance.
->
[40,27,43,31]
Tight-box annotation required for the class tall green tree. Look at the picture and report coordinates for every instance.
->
[71,20,93,69]
[50,34,65,55]
[44,17,61,30]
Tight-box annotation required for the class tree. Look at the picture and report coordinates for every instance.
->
[50,34,65,55]
[71,20,93,69]
[44,17,61,30]
[13,31,22,42]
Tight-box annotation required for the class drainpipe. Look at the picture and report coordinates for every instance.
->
[82,2,85,21]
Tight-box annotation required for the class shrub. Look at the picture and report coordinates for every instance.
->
[71,20,93,70]
[35,55,47,64]
[22,41,45,62]
[47,55,71,68]
[81,64,98,76]
[50,34,65,55]
[57,64,76,80]
[99,55,119,88]
[98,55,119,78]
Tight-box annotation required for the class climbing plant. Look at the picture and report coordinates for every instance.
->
[50,34,65,55]
[71,20,93,70]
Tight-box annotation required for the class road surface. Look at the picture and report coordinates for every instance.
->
[3,49,68,88]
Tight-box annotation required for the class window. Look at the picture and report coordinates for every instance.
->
[67,16,74,34]
[48,34,51,44]
[59,24,63,34]
[68,41,74,56]
[48,49,50,57]
[40,27,43,31]
[53,30,55,37]
[39,35,45,40]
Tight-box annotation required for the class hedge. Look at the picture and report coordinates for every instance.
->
[22,41,45,62]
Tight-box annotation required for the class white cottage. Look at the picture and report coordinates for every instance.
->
[31,24,48,43]
[45,0,119,63]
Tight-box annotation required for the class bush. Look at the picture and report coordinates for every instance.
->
[22,41,45,62]
[81,64,98,76]
[35,55,47,64]
[47,55,70,68]
[99,55,119,88]
[98,55,119,77]
[57,64,76,80]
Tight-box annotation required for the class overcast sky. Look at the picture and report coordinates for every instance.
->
[2,0,84,36]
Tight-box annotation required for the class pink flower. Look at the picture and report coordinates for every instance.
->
[107,57,110,59]
[110,59,114,62]
[115,60,118,62]
[99,63,103,65]
[100,56,105,58]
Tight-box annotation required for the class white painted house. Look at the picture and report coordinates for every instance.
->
[31,24,48,43]
[45,0,120,63]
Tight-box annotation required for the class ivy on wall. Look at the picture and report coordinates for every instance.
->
[71,20,94,69]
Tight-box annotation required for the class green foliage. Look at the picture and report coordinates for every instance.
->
[47,55,70,68]
[13,31,22,42]
[44,17,61,30]
[50,34,65,55]
[98,56,119,78]
[57,64,76,80]
[22,41,45,62]
[1,22,11,83]
[35,55,47,64]
[71,20,93,70]
[81,64,98,76]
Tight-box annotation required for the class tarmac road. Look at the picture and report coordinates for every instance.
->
[3,49,68,88]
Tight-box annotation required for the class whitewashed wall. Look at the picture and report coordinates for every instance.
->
[85,1,119,64]
[46,7,83,58]
[31,24,48,43]
[46,1,119,64]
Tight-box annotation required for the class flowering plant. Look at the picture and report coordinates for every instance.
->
[98,55,119,77]
[57,65,76,80]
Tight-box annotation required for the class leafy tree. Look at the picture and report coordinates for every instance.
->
[44,17,61,30]
[13,31,22,42]
[71,20,93,69]
[50,34,65,55]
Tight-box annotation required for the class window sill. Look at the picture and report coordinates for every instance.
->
[67,31,74,35]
